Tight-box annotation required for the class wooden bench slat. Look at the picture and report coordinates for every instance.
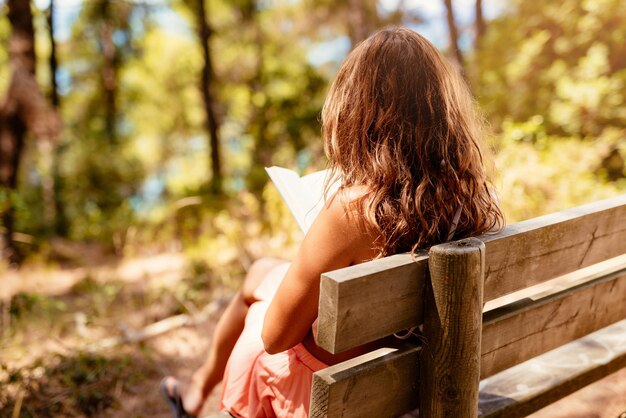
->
[481,193,626,301]
[317,254,427,354]
[481,260,626,378]
[310,344,421,418]
[478,318,626,417]
[311,319,626,418]
[317,194,626,354]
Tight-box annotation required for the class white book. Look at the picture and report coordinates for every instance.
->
[265,166,340,233]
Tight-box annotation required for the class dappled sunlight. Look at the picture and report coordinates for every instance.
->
[1,266,86,300]
[116,252,187,285]
[1,0,626,415]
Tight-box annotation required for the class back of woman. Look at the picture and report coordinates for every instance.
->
[161,27,503,418]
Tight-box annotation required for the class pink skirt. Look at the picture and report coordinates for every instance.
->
[220,262,328,418]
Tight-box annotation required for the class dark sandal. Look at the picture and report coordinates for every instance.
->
[160,376,197,418]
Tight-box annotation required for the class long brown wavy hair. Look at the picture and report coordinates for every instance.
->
[322,28,504,257]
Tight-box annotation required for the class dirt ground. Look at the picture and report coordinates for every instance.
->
[0,252,229,417]
[110,319,224,417]
[1,252,625,417]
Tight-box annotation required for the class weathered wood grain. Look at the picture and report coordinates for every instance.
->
[420,238,485,418]
[481,264,626,378]
[310,318,626,418]
[316,253,427,354]
[309,344,421,418]
[482,255,626,312]
[478,318,626,417]
[481,194,626,301]
[310,195,626,417]
[310,258,626,417]
[316,195,626,353]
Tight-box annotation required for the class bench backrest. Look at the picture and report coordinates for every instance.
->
[310,194,626,418]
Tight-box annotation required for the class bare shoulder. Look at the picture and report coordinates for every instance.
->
[326,185,368,212]
[321,185,378,263]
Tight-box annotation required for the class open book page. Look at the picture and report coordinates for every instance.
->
[265,166,340,233]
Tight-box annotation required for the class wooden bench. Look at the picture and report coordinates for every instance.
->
[309,194,626,418]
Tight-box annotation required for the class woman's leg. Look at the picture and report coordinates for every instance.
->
[179,257,287,415]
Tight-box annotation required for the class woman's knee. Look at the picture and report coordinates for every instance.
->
[241,257,287,302]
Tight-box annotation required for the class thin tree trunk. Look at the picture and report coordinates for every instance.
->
[48,0,68,237]
[99,0,117,143]
[38,141,56,234]
[47,0,60,109]
[102,29,116,143]
[474,0,485,49]
[248,9,270,198]
[443,0,464,69]
[347,0,371,47]
[52,144,68,236]
[43,0,61,234]
[231,1,268,199]
[196,0,222,194]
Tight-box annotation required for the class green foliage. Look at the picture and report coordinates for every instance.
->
[0,187,26,220]
[494,122,626,222]
[473,0,626,137]
[211,2,329,193]
[470,0,626,223]
[6,0,626,265]
[0,4,9,93]
[60,141,144,241]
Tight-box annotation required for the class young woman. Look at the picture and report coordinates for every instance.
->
[161,27,503,418]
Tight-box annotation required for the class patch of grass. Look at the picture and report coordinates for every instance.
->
[67,275,127,322]
[69,275,102,295]
[3,292,69,343]
[0,350,157,417]
[8,292,67,321]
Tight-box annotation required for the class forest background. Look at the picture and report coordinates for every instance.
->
[1,0,626,416]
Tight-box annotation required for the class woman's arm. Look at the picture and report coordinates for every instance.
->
[261,192,373,354]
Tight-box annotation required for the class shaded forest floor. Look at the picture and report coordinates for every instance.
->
[0,249,231,417]
[1,249,626,417]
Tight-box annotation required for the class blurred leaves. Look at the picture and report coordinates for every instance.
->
[1,0,625,266]
[495,123,625,222]
[2,2,626,414]
[472,0,626,138]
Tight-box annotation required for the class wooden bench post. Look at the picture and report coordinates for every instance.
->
[420,238,485,418]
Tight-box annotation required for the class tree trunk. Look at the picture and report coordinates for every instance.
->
[99,0,118,144]
[44,0,65,236]
[47,0,68,237]
[443,0,464,69]
[347,0,372,47]
[0,0,31,260]
[246,6,271,199]
[0,108,26,264]
[47,0,60,109]
[1,0,58,263]
[196,0,222,194]
[474,0,485,50]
